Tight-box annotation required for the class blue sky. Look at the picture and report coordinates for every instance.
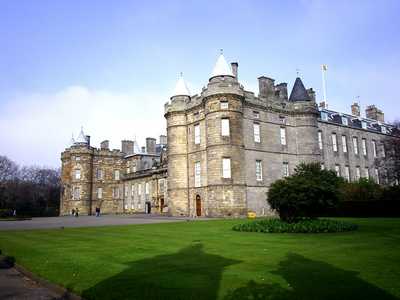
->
[0,0,399,167]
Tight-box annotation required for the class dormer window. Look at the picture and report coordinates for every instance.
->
[220,101,229,109]
[361,121,367,129]
[341,117,348,126]
[253,111,260,119]
[381,126,387,134]
[321,112,328,121]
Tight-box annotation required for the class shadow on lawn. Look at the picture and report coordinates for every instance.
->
[82,246,398,300]
[225,253,398,300]
[82,243,241,300]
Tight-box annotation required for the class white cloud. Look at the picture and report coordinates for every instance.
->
[0,86,168,167]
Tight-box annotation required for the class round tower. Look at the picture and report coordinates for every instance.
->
[60,127,94,215]
[203,52,247,217]
[165,74,191,216]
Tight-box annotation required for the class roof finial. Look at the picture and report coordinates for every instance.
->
[296,68,300,77]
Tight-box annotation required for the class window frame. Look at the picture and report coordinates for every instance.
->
[253,123,261,143]
[222,158,231,179]
[194,161,201,187]
[221,118,230,137]
[255,160,263,181]
[194,124,201,145]
[280,127,287,146]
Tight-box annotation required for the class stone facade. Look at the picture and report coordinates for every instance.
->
[60,54,399,217]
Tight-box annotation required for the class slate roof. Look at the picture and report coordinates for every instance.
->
[289,77,311,101]
[319,108,398,136]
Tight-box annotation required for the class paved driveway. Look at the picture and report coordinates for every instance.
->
[0,214,189,231]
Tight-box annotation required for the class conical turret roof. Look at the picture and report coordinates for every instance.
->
[210,53,234,79]
[75,127,88,144]
[172,73,190,97]
[289,77,311,101]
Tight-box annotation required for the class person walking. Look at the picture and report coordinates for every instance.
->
[95,207,100,217]
[75,208,79,217]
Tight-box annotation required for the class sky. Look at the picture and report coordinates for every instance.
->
[0,0,399,167]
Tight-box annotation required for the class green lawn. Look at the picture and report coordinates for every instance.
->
[0,218,399,300]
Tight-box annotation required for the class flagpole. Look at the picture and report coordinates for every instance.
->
[321,64,328,109]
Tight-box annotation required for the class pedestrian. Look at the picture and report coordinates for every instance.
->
[75,208,79,217]
[95,207,100,217]
[71,208,75,216]
[12,209,16,217]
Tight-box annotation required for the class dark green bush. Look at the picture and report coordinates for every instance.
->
[267,163,345,222]
[382,185,400,201]
[232,218,357,233]
[342,178,382,202]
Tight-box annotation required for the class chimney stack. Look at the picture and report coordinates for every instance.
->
[275,83,288,100]
[121,140,134,154]
[100,140,109,150]
[351,102,360,117]
[159,135,167,145]
[365,105,384,122]
[258,76,275,98]
[231,62,238,79]
[85,135,91,147]
[146,137,156,155]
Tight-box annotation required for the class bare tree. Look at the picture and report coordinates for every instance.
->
[0,155,18,182]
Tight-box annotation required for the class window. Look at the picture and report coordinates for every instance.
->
[131,185,135,197]
[375,168,380,184]
[372,140,377,158]
[280,127,286,145]
[341,117,348,126]
[126,167,130,174]
[365,167,369,178]
[194,124,200,145]
[344,166,350,181]
[159,179,165,192]
[321,112,328,121]
[74,169,81,180]
[97,187,102,199]
[335,165,340,176]
[353,137,359,155]
[342,135,348,153]
[114,170,120,180]
[255,160,263,181]
[72,187,80,200]
[282,162,289,177]
[381,126,387,134]
[75,156,80,161]
[320,163,325,170]
[138,183,142,195]
[220,101,229,109]
[145,182,150,194]
[253,123,261,143]
[112,187,120,199]
[132,165,137,173]
[253,111,260,119]
[381,143,386,158]
[362,138,367,156]
[356,167,361,180]
[221,119,230,137]
[361,121,367,129]
[222,158,231,178]
[125,184,129,197]
[96,169,103,180]
[195,162,201,187]
[332,133,338,152]
[318,131,323,150]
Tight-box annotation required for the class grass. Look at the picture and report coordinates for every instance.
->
[0,218,399,299]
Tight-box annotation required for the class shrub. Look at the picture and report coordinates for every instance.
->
[267,163,344,222]
[342,178,382,202]
[382,185,400,201]
[232,218,357,233]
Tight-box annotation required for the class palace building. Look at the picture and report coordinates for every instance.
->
[60,53,398,217]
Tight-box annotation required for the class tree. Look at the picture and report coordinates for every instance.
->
[267,162,344,223]
[379,122,400,184]
[0,155,18,182]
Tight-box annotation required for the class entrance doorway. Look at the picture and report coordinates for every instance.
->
[195,195,201,217]
[145,202,151,214]
[160,198,164,213]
